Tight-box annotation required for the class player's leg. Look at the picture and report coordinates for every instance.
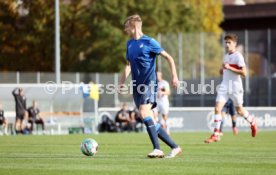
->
[161,113,169,134]
[153,103,181,157]
[161,113,167,127]
[152,107,159,123]
[3,118,8,135]
[35,119,46,134]
[39,119,45,131]
[219,111,226,136]
[139,103,164,158]
[231,114,238,135]
[28,119,34,132]
[158,104,168,134]
[161,103,170,134]
[140,86,181,158]
[15,116,22,134]
[0,119,2,134]
[235,106,257,137]
[220,100,229,136]
[20,118,24,133]
[150,102,181,157]
[228,100,238,135]
[0,118,7,135]
[155,121,181,158]
[154,114,182,158]
[147,106,181,158]
[137,85,165,158]
[204,92,227,143]
[232,93,257,137]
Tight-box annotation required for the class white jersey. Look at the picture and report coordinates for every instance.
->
[156,80,170,105]
[221,51,246,92]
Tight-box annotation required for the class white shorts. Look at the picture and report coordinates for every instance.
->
[155,102,169,115]
[216,84,244,107]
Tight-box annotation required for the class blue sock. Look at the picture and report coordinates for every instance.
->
[220,119,224,132]
[232,120,236,128]
[143,117,160,150]
[156,123,178,149]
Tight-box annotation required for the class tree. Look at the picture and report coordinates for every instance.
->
[0,0,224,74]
[0,0,55,71]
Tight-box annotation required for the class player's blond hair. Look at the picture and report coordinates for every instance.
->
[124,14,142,27]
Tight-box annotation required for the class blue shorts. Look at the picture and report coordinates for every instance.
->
[222,99,236,116]
[133,84,157,109]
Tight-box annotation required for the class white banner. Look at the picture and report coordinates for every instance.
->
[98,107,276,132]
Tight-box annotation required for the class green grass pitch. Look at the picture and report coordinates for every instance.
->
[0,132,275,175]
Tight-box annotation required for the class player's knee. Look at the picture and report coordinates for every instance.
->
[139,105,153,118]
[236,108,243,115]
[139,108,147,118]
[214,106,221,114]
[237,110,243,116]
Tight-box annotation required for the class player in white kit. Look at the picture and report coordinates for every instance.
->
[204,34,258,143]
[154,72,171,134]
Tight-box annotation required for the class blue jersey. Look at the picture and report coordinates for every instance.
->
[126,35,164,87]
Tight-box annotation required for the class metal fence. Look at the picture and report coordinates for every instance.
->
[157,29,276,107]
[1,72,276,109]
[1,30,276,108]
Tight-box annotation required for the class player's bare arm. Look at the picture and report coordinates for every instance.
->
[118,61,131,93]
[159,51,179,89]
[119,61,131,85]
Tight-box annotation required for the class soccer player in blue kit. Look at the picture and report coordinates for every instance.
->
[119,14,182,158]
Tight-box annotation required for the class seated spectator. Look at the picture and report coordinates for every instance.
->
[27,100,45,134]
[98,115,118,133]
[0,103,9,135]
[115,103,135,132]
[130,107,143,132]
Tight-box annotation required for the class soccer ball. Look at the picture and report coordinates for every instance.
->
[80,138,98,156]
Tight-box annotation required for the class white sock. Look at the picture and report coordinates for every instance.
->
[214,114,222,133]
[4,127,8,134]
[243,110,254,123]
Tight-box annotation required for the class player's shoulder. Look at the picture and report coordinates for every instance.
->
[234,51,244,59]
[142,35,159,44]
[126,39,134,46]
[141,35,152,40]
